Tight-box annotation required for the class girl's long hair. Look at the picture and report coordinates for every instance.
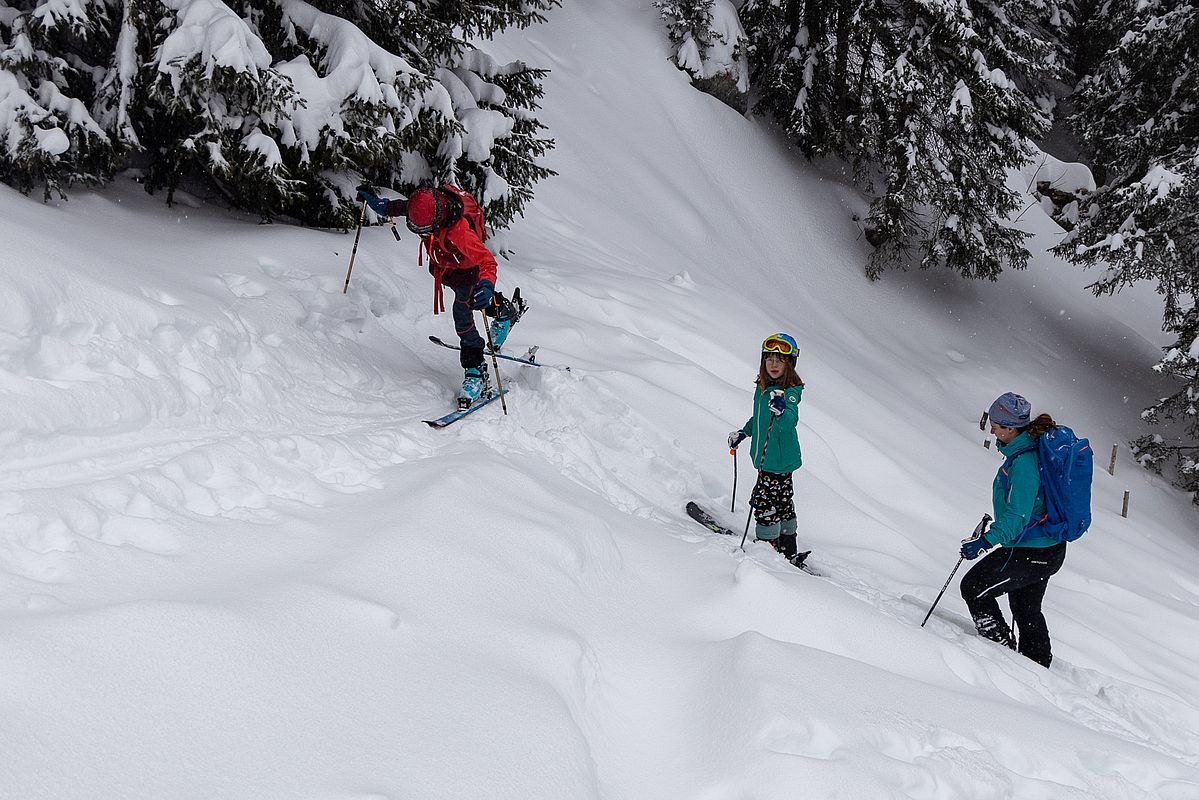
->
[1025,413,1057,439]
[756,355,804,390]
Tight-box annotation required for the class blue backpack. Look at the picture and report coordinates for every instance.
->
[1001,426,1094,542]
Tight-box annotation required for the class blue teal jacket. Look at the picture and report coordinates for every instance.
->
[740,382,803,474]
[987,431,1057,549]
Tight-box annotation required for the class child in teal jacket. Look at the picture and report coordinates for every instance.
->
[728,333,806,566]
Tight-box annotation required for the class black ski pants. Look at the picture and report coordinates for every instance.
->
[959,542,1066,668]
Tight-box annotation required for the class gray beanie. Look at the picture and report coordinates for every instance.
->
[989,392,1031,428]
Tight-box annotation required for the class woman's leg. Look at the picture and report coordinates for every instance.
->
[959,550,1017,648]
[961,544,1066,659]
[1007,544,1066,667]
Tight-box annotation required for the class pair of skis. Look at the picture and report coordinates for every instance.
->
[684,501,817,574]
[422,336,569,428]
[427,336,570,372]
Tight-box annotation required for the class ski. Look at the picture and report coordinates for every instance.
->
[423,389,510,429]
[684,502,817,573]
[428,335,570,371]
[686,501,739,536]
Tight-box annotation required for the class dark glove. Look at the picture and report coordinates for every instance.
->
[768,389,787,416]
[469,279,495,310]
[960,535,991,560]
[728,430,747,450]
[356,184,389,216]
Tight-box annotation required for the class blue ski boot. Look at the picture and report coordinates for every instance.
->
[457,363,491,410]
[486,288,528,352]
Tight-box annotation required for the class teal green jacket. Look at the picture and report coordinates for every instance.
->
[987,431,1056,549]
[740,382,803,474]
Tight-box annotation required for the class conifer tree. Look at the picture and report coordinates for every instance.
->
[655,0,748,110]
[0,0,558,228]
[656,0,718,80]
[0,0,117,197]
[740,0,1061,279]
[1060,0,1199,501]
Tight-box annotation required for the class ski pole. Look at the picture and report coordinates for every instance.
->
[342,199,368,294]
[730,446,738,512]
[739,416,777,550]
[921,513,992,627]
[480,307,507,415]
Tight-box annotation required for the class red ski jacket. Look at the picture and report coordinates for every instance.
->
[419,217,496,314]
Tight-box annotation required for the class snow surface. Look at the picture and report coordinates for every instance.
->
[2,1,1198,798]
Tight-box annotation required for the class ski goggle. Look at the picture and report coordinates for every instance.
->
[761,333,798,356]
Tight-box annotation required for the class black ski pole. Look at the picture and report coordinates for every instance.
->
[921,513,992,628]
[342,199,368,295]
[730,446,738,512]
[739,416,777,550]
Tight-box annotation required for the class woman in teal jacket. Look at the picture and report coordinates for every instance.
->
[959,392,1068,668]
[728,333,806,566]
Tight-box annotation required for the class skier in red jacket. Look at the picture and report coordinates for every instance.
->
[357,184,522,408]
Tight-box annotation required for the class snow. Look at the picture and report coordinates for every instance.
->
[31,123,68,154]
[1139,163,1186,201]
[156,0,273,88]
[1021,152,1097,197]
[437,66,515,163]
[950,79,974,117]
[2,1,1199,799]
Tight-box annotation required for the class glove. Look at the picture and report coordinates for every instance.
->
[355,184,389,216]
[470,279,495,310]
[960,535,991,560]
[728,430,747,450]
[768,389,787,416]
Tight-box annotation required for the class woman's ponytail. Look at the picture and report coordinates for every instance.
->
[1026,413,1057,439]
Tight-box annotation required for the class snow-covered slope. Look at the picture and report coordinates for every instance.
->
[3,1,1198,798]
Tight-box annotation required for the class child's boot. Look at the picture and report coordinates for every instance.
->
[779,519,810,568]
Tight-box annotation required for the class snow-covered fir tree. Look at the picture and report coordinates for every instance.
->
[655,0,749,112]
[1059,0,1199,502]
[740,0,1063,279]
[656,0,719,74]
[0,0,557,228]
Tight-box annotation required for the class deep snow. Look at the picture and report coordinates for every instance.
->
[2,1,1198,798]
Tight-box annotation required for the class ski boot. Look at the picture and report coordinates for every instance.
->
[778,522,810,568]
[486,287,528,352]
[972,612,1017,650]
[457,362,491,410]
[777,533,811,568]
